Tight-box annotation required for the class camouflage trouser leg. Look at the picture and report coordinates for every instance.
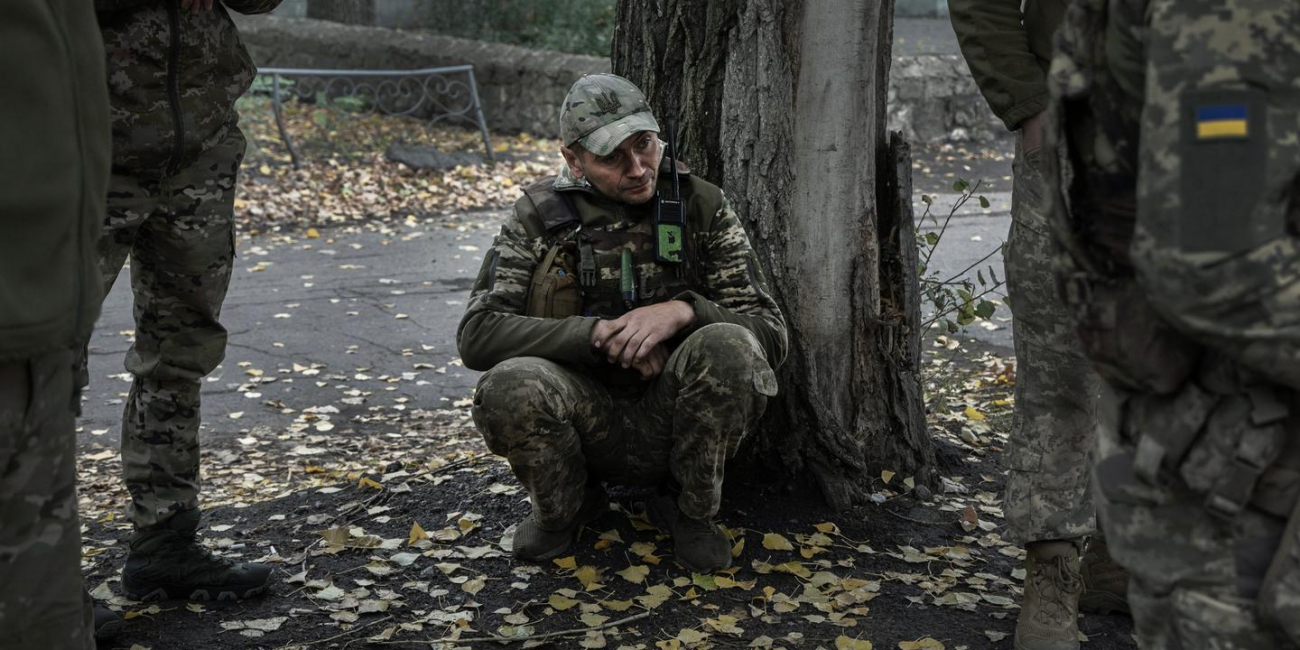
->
[473,355,614,530]
[1002,133,1102,545]
[474,323,776,528]
[0,350,95,650]
[100,127,245,530]
[1094,386,1297,649]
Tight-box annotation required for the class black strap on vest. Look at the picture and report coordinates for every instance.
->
[522,160,697,234]
[522,177,581,232]
[521,168,702,294]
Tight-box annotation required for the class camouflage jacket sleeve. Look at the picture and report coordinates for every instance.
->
[674,196,789,368]
[1127,2,1300,391]
[222,0,283,15]
[947,0,1049,130]
[456,213,599,372]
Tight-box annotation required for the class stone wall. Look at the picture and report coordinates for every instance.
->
[234,15,608,138]
[235,15,999,144]
[888,54,1004,144]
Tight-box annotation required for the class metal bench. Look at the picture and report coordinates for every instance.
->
[252,65,493,168]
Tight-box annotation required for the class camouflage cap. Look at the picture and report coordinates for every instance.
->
[560,74,660,156]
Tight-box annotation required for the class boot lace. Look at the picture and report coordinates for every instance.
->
[1031,556,1083,625]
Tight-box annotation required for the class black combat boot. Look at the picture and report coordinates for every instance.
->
[122,509,273,601]
[646,492,732,573]
[91,599,122,642]
[512,483,610,561]
[1079,537,1131,615]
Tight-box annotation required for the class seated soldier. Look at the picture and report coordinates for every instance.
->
[458,74,788,573]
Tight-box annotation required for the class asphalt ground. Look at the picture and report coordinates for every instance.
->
[79,213,500,450]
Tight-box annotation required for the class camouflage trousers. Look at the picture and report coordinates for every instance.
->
[0,350,94,650]
[473,323,777,529]
[1094,369,1300,649]
[1003,133,1102,545]
[98,127,244,530]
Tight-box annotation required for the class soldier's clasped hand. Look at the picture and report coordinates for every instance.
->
[590,300,695,370]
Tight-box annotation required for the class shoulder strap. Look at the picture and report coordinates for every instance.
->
[522,177,581,233]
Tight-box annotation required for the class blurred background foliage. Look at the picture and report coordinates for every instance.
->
[418,0,615,56]
[298,0,617,56]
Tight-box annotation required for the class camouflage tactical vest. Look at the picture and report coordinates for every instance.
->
[516,162,719,321]
[1048,0,1200,396]
[1049,0,1146,276]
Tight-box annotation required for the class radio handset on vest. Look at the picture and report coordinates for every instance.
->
[654,122,685,265]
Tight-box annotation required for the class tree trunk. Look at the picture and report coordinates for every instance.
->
[306,0,375,26]
[613,0,932,509]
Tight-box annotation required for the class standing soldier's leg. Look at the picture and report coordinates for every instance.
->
[0,351,95,650]
[1004,136,1100,549]
[119,132,242,529]
[634,323,777,573]
[1003,134,1127,650]
[473,357,616,560]
[117,126,271,600]
[76,195,140,390]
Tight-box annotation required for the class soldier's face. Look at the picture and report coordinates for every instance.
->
[562,131,661,205]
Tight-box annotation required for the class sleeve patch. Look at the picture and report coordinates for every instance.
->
[1195,103,1250,140]
[1178,90,1273,254]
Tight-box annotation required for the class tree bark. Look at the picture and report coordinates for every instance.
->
[614,0,932,509]
[306,0,375,26]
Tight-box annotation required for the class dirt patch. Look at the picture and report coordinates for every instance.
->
[83,341,1134,650]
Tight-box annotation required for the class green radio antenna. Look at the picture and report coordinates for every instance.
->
[654,122,685,264]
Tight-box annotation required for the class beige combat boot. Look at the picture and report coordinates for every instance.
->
[1079,537,1131,615]
[1015,540,1083,650]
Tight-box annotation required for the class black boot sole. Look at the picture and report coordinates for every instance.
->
[125,582,269,602]
[93,618,124,642]
[1079,589,1131,616]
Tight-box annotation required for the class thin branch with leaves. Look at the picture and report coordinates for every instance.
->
[915,177,1006,337]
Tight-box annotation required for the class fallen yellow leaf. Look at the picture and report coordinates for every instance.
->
[617,565,650,584]
[575,565,602,590]
[898,638,945,650]
[762,533,794,551]
[731,536,746,558]
[836,636,874,650]
[408,521,428,546]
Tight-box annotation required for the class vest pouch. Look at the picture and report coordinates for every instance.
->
[1258,485,1300,643]
[1063,273,1200,395]
[525,245,582,319]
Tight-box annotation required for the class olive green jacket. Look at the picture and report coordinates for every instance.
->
[0,0,112,361]
[96,0,281,178]
[947,0,1068,130]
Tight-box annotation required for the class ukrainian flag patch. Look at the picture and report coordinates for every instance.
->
[1196,104,1250,139]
